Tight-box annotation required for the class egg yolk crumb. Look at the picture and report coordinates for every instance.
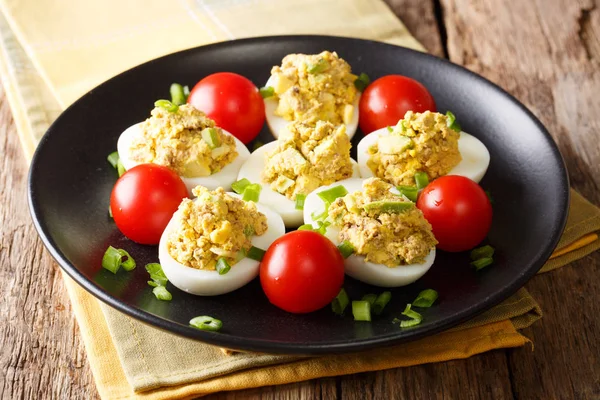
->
[262,120,354,200]
[129,104,238,178]
[367,111,462,186]
[328,178,437,267]
[166,186,267,270]
[270,51,358,125]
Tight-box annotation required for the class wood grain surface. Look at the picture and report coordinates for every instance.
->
[0,1,598,399]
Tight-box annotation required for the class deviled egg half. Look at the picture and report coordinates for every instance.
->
[357,111,490,185]
[263,51,360,140]
[238,120,359,227]
[117,103,249,193]
[303,177,437,287]
[158,186,284,296]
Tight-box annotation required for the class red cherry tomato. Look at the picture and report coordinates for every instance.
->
[416,176,492,252]
[359,75,436,134]
[110,164,188,245]
[187,72,265,144]
[260,231,345,314]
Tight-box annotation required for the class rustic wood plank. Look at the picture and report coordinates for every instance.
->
[0,87,99,398]
[440,0,600,398]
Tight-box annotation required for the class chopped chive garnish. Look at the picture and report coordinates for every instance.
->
[216,258,231,275]
[232,178,251,194]
[311,208,329,222]
[190,315,223,332]
[373,291,392,315]
[152,286,172,301]
[295,194,306,210]
[337,240,355,258]
[298,224,314,231]
[318,185,348,205]
[470,245,495,260]
[145,263,168,287]
[116,159,126,177]
[332,288,350,315]
[243,225,255,236]
[352,300,371,322]
[307,58,329,74]
[412,289,438,308]
[101,246,124,274]
[154,99,179,113]
[386,126,393,132]
[252,141,264,151]
[170,83,187,106]
[247,246,266,261]
[119,249,136,271]
[259,86,275,98]
[183,85,190,98]
[471,257,494,270]
[316,220,330,235]
[362,294,377,306]
[400,304,423,327]
[107,151,120,168]
[242,183,262,202]
[397,185,418,202]
[363,200,414,213]
[445,111,462,132]
[414,172,429,190]
[353,72,370,91]
[201,127,221,149]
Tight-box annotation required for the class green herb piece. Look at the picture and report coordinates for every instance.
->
[201,127,221,149]
[373,291,392,315]
[107,151,120,168]
[101,246,124,274]
[170,83,187,106]
[295,194,306,210]
[352,300,372,322]
[332,288,350,315]
[108,205,113,218]
[259,86,275,98]
[386,126,393,132]
[337,240,355,259]
[311,208,329,222]
[397,185,418,202]
[242,183,262,202]
[412,289,438,308]
[307,58,330,74]
[154,99,179,113]
[400,304,423,327]
[183,85,190,98]
[471,257,494,270]
[318,185,348,205]
[298,224,314,231]
[243,225,255,237]
[414,172,429,190]
[190,316,222,332]
[354,72,370,91]
[232,178,251,194]
[145,263,168,287]
[118,249,136,271]
[116,159,126,177]
[445,111,462,132]
[152,286,172,301]
[470,245,495,260]
[363,200,414,214]
[362,294,377,306]
[247,246,266,261]
[216,258,231,275]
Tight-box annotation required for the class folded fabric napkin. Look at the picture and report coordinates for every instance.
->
[1,0,598,398]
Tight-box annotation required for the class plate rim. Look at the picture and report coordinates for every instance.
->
[27,34,570,354]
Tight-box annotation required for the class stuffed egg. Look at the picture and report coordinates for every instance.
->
[303,177,437,287]
[117,104,249,193]
[357,111,490,185]
[158,186,284,296]
[263,51,360,140]
[238,120,360,227]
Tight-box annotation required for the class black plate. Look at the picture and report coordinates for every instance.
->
[28,35,569,354]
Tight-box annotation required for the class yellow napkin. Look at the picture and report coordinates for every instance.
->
[0,0,598,398]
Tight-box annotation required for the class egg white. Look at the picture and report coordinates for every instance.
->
[237,141,360,228]
[357,127,490,183]
[263,75,360,140]
[303,178,436,287]
[117,122,250,193]
[158,197,285,296]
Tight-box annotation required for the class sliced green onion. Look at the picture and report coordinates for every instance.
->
[242,183,262,202]
[252,141,264,151]
[471,257,494,270]
[331,288,350,315]
[298,224,314,231]
[354,72,370,91]
[147,280,158,288]
[152,286,172,301]
[243,225,255,237]
[201,127,221,149]
[145,263,168,287]
[397,185,418,202]
[470,245,495,260]
[154,99,179,113]
[400,304,423,327]
[307,58,330,74]
[373,291,392,315]
[414,172,429,190]
[101,246,124,274]
[311,208,329,222]
[118,249,136,271]
[295,193,306,210]
[315,220,330,235]
[412,289,438,308]
[386,126,393,132]
[363,200,414,214]
[183,85,190,98]
[116,159,126,177]
[445,111,462,132]
[318,185,348,204]
[216,258,231,275]
[352,300,371,322]
[108,205,113,218]
[247,246,266,261]
[190,316,223,332]
[362,294,377,306]
[337,240,355,259]
[107,151,120,168]
[235,248,247,262]
[232,178,251,194]
[170,83,187,106]
[259,86,275,98]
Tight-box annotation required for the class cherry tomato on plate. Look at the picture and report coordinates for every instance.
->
[110,164,189,245]
[187,72,265,144]
[416,175,492,252]
[260,230,345,314]
[359,75,436,134]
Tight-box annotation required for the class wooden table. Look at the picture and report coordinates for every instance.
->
[1,0,598,398]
